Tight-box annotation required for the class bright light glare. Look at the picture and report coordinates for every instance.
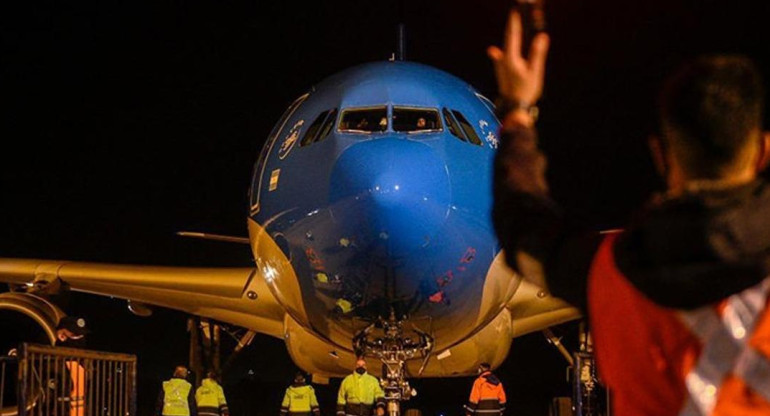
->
[263,264,278,283]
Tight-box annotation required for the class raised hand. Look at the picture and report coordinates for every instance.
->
[487,10,550,107]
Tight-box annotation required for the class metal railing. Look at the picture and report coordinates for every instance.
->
[1,344,138,416]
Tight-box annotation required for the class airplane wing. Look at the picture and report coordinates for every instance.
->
[0,257,286,339]
[0,255,581,379]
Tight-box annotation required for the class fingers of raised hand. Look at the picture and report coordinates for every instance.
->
[504,11,523,62]
[528,33,550,76]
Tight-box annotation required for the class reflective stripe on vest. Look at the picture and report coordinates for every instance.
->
[283,385,318,412]
[588,233,770,415]
[677,278,770,415]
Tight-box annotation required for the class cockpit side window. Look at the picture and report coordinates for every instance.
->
[316,109,338,143]
[300,109,333,147]
[392,107,442,133]
[442,108,467,142]
[339,107,388,133]
[451,110,483,146]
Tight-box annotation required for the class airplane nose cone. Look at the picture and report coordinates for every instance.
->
[330,138,451,256]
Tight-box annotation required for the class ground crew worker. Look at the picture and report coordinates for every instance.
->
[336,359,386,416]
[156,366,197,416]
[56,316,89,416]
[195,371,229,416]
[489,8,770,416]
[464,363,507,416]
[281,372,320,416]
[65,360,86,416]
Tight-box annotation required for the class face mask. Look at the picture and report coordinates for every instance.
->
[355,367,366,375]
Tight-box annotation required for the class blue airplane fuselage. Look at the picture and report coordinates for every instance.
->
[248,61,511,350]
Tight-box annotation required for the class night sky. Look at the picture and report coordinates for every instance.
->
[2,1,770,415]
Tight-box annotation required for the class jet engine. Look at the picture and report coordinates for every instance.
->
[0,291,63,352]
[0,292,65,416]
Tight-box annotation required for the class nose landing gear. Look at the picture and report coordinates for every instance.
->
[353,310,433,416]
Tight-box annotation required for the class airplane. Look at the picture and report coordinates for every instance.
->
[0,57,581,414]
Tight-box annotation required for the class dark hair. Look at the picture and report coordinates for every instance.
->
[659,54,764,178]
[479,362,491,370]
[173,366,189,378]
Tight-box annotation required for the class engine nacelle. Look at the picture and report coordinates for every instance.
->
[0,292,66,352]
[0,292,69,416]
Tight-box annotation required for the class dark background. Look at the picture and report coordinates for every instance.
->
[2,1,769,415]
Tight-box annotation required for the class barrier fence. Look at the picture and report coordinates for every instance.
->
[1,344,136,416]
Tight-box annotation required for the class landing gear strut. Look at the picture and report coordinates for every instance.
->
[543,322,609,416]
[188,318,256,385]
[353,310,433,416]
[571,324,607,416]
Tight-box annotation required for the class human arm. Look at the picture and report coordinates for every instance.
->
[217,385,230,416]
[498,384,507,413]
[336,378,347,416]
[488,10,601,312]
[281,388,291,416]
[310,387,321,416]
[373,377,386,416]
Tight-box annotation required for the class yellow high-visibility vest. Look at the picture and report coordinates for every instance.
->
[196,378,228,414]
[337,372,384,406]
[281,385,319,413]
[162,378,193,416]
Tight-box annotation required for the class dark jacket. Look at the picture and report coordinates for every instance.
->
[493,124,770,313]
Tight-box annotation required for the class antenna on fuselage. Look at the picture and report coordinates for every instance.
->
[395,0,406,61]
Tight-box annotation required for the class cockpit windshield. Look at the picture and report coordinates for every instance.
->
[339,107,388,133]
[392,107,441,133]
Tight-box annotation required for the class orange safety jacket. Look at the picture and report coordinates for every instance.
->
[65,361,86,416]
[588,233,770,416]
[464,371,507,416]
